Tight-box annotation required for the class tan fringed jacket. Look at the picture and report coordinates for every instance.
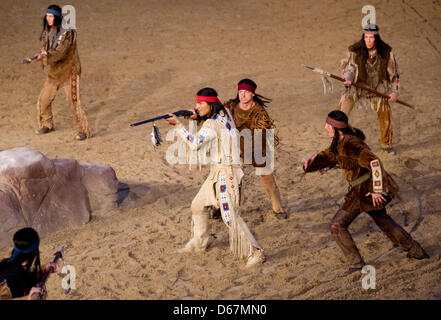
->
[41,26,81,82]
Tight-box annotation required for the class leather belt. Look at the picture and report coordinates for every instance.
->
[348,173,370,191]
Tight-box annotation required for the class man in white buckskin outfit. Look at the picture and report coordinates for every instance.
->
[165,88,265,267]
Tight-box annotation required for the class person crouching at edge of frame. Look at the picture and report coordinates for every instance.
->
[34,4,91,141]
[165,87,265,267]
[225,78,287,220]
[303,110,429,275]
[0,228,56,299]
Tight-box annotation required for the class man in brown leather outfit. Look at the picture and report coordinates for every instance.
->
[35,5,91,140]
[225,79,287,220]
[304,110,429,274]
[338,24,399,155]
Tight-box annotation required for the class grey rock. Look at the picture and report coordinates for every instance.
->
[0,148,119,248]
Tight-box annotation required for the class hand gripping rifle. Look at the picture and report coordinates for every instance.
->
[130,110,194,127]
[30,245,64,300]
[303,65,416,110]
[130,110,194,147]
[22,54,39,64]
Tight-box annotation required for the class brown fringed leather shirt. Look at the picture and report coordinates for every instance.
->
[225,101,277,167]
[305,135,399,212]
[41,27,81,82]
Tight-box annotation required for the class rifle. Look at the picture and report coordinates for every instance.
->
[22,54,39,64]
[30,245,64,300]
[303,65,416,110]
[130,110,194,127]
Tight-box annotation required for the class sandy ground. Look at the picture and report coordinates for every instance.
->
[1,0,441,300]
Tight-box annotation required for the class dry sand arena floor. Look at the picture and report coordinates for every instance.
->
[1,0,441,299]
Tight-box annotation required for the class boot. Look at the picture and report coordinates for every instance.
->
[246,248,266,267]
[36,126,54,135]
[260,174,286,218]
[344,266,363,275]
[178,214,210,253]
[382,147,396,155]
[75,132,87,141]
[273,210,287,220]
[406,241,430,260]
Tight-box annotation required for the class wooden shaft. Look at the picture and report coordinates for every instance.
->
[329,74,415,110]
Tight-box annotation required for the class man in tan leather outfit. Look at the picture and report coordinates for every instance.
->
[338,24,399,155]
[35,5,90,140]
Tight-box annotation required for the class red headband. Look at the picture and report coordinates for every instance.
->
[326,116,355,133]
[237,83,255,93]
[195,95,222,104]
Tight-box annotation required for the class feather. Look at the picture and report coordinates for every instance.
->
[321,76,333,94]
[151,123,162,147]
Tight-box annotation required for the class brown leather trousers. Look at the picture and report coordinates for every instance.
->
[37,66,91,137]
[330,206,414,269]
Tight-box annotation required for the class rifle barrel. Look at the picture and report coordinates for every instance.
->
[130,114,169,127]
[130,110,193,127]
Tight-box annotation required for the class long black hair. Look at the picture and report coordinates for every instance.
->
[0,228,42,282]
[229,78,272,108]
[328,110,365,154]
[39,4,63,41]
[196,87,230,121]
[358,33,392,60]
